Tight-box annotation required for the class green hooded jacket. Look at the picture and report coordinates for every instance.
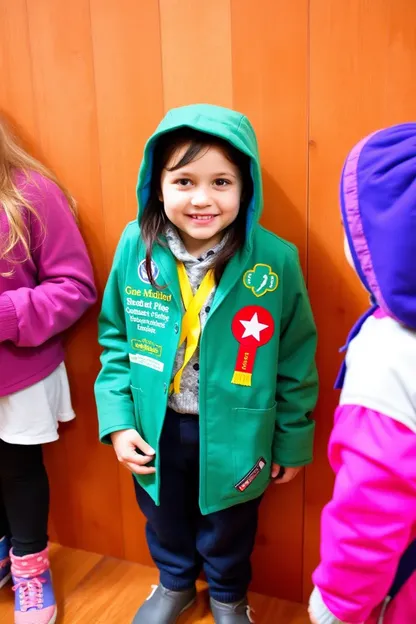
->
[95,104,318,514]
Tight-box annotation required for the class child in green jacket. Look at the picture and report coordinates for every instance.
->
[95,104,318,624]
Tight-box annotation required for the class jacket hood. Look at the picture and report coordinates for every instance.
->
[136,104,262,249]
[340,123,416,329]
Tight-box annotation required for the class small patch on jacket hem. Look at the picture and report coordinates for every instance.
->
[234,457,267,492]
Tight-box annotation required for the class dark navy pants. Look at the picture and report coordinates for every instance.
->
[389,539,416,600]
[134,409,262,603]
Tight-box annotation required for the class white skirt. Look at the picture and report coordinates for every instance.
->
[0,363,75,445]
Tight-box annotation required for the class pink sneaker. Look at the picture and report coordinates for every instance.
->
[11,547,57,624]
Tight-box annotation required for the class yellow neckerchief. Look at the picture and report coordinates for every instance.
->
[170,261,215,394]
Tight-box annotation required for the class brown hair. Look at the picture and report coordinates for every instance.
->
[140,128,253,286]
[0,116,76,276]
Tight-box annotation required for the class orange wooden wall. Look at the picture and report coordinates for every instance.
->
[1,0,416,604]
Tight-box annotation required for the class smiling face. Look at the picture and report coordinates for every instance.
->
[159,144,243,257]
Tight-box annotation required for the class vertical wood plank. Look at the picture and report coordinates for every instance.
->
[231,0,309,601]
[90,0,164,260]
[25,0,123,557]
[231,0,309,263]
[159,0,233,111]
[306,0,416,600]
[90,0,164,564]
[0,0,37,145]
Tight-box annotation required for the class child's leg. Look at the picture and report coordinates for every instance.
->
[0,440,49,556]
[0,491,10,540]
[134,410,202,591]
[132,410,201,622]
[0,440,56,623]
[197,496,262,604]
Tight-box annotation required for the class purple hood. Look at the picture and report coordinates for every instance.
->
[336,123,416,388]
[341,123,416,328]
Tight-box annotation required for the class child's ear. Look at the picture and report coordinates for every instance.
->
[157,189,163,202]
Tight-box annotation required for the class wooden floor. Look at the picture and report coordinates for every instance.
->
[0,544,310,622]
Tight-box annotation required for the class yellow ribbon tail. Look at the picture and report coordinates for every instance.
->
[231,371,252,387]
[171,263,215,395]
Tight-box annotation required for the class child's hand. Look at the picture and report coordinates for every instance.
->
[271,463,302,484]
[111,429,156,475]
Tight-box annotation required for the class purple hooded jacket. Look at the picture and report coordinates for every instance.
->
[0,171,96,396]
[311,124,416,623]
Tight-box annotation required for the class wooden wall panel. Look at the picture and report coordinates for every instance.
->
[89,0,164,565]
[231,0,309,602]
[2,0,416,604]
[24,0,122,556]
[90,0,164,260]
[159,0,233,110]
[305,0,416,600]
[0,1,37,145]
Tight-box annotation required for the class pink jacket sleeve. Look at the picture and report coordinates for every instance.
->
[0,177,96,347]
[312,404,416,623]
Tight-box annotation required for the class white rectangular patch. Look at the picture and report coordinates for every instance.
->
[129,353,164,372]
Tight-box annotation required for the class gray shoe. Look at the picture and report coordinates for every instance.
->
[132,584,196,623]
[210,597,254,623]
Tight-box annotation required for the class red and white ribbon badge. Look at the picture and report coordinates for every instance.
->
[231,305,274,386]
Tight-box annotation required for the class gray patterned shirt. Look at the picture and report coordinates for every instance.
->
[165,225,226,415]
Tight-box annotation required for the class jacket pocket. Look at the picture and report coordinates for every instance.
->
[231,403,276,494]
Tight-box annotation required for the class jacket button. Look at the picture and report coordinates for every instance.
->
[163,383,167,394]
[174,323,179,334]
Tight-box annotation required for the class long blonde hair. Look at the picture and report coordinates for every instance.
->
[0,116,76,274]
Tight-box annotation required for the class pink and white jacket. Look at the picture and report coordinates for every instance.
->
[310,124,416,624]
[311,312,416,623]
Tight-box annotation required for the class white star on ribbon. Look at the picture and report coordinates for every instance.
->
[240,312,268,341]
